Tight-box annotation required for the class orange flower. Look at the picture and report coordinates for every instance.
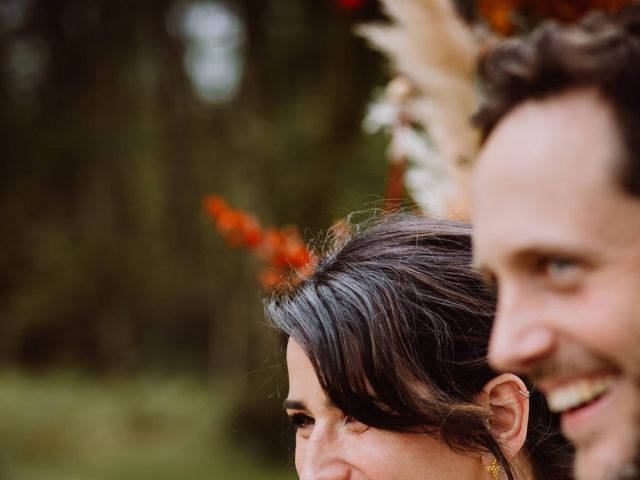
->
[203,195,228,219]
[478,0,636,34]
[256,228,286,263]
[258,269,288,289]
[215,210,261,248]
[285,243,313,269]
[203,194,315,290]
[243,223,263,248]
[478,0,520,34]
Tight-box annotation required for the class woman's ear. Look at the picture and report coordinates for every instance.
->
[481,373,530,459]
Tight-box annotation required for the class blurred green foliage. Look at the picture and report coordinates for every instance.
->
[0,371,296,479]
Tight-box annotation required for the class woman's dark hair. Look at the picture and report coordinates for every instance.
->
[474,5,640,195]
[266,214,573,480]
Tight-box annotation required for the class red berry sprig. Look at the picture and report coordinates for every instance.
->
[203,195,316,290]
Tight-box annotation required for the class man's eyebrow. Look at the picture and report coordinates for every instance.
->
[473,244,593,277]
[508,245,590,265]
[283,399,306,410]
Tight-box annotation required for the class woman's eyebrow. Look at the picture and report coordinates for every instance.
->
[283,399,306,410]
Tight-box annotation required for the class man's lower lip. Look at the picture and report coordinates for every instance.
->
[559,382,618,440]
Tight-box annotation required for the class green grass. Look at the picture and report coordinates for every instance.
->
[0,371,296,480]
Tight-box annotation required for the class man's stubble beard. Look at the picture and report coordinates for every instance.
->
[605,453,640,480]
[605,376,640,480]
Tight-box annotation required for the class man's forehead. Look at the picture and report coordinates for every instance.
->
[471,88,633,269]
[475,88,618,186]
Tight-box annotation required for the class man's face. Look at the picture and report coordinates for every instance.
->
[473,88,640,480]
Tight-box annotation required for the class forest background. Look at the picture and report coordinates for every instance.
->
[0,0,400,478]
[2,0,625,477]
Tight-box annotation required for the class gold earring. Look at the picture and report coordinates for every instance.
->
[484,457,501,480]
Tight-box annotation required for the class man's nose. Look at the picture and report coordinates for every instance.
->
[297,425,351,480]
[489,282,555,373]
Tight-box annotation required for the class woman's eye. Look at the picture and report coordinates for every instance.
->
[287,412,314,431]
[343,415,369,434]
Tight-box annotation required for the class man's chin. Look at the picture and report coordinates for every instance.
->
[574,447,640,480]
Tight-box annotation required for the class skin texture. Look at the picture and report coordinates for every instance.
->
[473,87,640,480]
[285,339,484,480]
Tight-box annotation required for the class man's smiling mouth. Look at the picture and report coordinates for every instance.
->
[545,373,618,413]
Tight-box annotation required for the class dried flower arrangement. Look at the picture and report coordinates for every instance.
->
[359,0,635,219]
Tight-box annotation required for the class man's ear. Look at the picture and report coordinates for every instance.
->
[481,373,530,459]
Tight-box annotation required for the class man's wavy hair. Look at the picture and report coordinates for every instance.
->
[266,214,573,480]
[474,5,640,195]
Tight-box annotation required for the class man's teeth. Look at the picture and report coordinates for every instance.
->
[546,376,617,413]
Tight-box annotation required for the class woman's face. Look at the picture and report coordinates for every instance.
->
[285,339,486,480]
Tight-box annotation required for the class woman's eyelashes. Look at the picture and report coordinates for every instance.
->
[343,415,370,434]
[286,411,369,435]
[288,412,314,431]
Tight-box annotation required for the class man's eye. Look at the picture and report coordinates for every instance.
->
[287,413,314,431]
[541,257,580,285]
[547,257,575,273]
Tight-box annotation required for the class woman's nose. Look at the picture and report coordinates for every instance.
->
[296,424,351,480]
